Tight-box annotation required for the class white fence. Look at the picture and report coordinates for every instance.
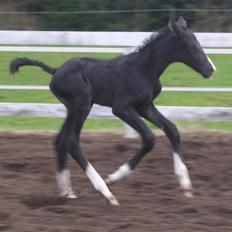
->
[0,103,232,122]
[0,31,232,54]
[2,86,232,124]
[0,46,231,54]
[1,85,232,92]
[0,31,232,47]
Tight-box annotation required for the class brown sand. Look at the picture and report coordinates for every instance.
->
[0,132,231,231]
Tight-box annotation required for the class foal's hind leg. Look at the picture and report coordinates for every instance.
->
[140,104,193,198]
[63,100,119,205]
[55,115,77,199]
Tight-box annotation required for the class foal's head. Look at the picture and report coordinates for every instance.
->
[169,17,216,79]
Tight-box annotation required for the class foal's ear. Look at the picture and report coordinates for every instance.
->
[177,16,188,29]
[168,19,184,37]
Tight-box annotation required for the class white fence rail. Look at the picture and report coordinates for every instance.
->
[2,86,232,126]
[1,85,232,92]
[0,46,231,54]
[1,86,232,123]
[0,46,128,54]
[0,31,232,47]
[0,31,232,54]
[1,103,232,122]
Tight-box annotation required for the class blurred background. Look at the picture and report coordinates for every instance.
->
[0,0,231,31]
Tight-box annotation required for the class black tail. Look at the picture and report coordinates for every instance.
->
[9,57,57,75]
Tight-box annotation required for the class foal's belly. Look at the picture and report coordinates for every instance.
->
[92,88,114,107]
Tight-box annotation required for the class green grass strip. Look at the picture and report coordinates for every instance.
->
[0,117,231,133]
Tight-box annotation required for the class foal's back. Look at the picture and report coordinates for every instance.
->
[50,55,132,107]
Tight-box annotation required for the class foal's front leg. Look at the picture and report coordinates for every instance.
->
[106,107,155,184]
[140,104,193,198]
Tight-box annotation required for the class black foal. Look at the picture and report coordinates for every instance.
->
[10,17,216,205]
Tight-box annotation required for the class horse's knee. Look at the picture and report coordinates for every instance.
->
[169,122,181,143]
[143,134,155,152]
[164,121,181,152]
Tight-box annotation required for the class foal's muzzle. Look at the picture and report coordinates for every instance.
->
[203,56,217,79]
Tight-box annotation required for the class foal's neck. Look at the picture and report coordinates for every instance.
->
[136,31,178,82]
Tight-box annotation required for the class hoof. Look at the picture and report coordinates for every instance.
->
[183,190,194,198]
[66,194,78,199]
[105,176,113,185]
[109,195,120,206]
[61,192,78,199]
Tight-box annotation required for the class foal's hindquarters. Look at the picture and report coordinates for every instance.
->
[50,61,119,205]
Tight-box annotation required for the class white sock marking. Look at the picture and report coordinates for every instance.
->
[86,162,116,201]
[56,169,77,198]
[107,163,132,183]
[173,152,192,191]
[207,55,217,71]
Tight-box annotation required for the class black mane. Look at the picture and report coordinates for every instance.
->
[137,26,170,52]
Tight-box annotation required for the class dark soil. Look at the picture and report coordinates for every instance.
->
[0,132,231,232]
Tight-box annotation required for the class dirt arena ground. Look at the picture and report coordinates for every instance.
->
[0,131,231,232]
